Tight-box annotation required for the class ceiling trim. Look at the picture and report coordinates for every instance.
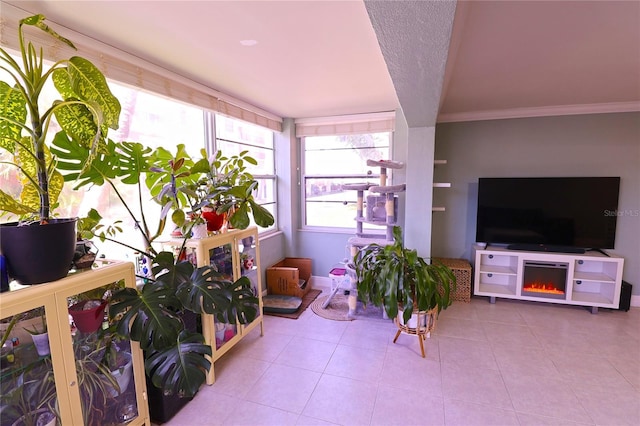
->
[437,101,640,123]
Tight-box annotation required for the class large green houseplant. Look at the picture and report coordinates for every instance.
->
[354,226,456,324]
[144,145,275,233]
[53,138,271,400]
[0,14,120,284]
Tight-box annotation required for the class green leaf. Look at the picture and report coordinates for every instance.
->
[20,14,76,49]
[228,203,250,230]
[152,254,195,292]
[172,209,186,227]
[65,56,121,130]
[51,131,120,187]
[0,189,35,215]
[109,285,183,351]
[0,81,26,152]
[248,199,275,227]
[176,267,258,324]
[117,142,153,184]
[145,330,212,397]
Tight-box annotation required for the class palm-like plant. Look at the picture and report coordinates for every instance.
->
[354,226,456,323]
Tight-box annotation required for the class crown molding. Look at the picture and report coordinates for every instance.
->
[437,101,640,123]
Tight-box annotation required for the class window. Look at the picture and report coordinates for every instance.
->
[302,133,391,229]
[1,50,277,260]
[214,115,276,233]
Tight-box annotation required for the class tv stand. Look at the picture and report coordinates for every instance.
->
[506,243,585,254]
[473,245,624,313]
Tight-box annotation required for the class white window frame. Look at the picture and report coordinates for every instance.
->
[209,113,277,235]
[300,131,394,232]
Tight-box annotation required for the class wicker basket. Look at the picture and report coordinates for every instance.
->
[434,257,472,303]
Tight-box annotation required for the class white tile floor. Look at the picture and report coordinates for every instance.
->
[161,288,640,426]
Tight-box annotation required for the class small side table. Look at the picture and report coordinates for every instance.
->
[433,258,472,303]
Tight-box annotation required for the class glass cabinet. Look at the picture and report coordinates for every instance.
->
[161,227,263,384]
[0,261,149,426]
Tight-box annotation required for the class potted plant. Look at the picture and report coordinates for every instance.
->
[22,309,49,356]
[72,333,123,425]
[55,139,266,406]
[143,145,275,236]
[0,357,58,426]
[354,226,456,355]
[0,14,121,284]
[200,149,275,230]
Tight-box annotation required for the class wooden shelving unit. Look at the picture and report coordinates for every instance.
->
[160,227,263,384]
[0,261,149,425]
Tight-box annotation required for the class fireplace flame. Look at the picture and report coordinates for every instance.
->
[523,281,565,295]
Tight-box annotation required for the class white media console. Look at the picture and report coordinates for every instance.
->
[472,245,624,313]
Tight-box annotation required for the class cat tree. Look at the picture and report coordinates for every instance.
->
[323,159,405,317]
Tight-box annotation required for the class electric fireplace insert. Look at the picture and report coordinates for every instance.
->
[522,261,568,300]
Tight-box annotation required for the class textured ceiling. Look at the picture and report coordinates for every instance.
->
[365,0,456,127]
[2,0,639,125]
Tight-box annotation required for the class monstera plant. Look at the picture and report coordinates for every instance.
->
[0,14,120,284]
[54,139,261,398]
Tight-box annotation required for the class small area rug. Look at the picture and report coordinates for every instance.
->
[264,289,321,320]
[311,293,389,322]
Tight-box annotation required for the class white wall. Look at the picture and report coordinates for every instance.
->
[432,112,640,296]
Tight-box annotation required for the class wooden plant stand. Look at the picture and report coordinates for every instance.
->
[392,308,438,358]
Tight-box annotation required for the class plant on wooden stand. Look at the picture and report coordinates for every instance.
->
[354,226,456,355]
[0,14,120,284]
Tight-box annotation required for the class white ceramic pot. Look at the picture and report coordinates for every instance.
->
[108,351,133,396]
[191,223,209,239]
[31,332,50,356]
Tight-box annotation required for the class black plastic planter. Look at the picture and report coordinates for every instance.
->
[0,218,77,285]
[146,310,200,424]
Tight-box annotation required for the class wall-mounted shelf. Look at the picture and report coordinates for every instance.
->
[433,160,449,212]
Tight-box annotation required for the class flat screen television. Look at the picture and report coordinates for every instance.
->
[475,177,620,253]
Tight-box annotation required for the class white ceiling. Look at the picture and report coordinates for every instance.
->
[3,0,640,126]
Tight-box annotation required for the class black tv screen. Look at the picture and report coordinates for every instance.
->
[476,177,620,251]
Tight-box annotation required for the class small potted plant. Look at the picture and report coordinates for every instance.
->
[354,226,456,356]
[0,357,58,426]
[200,149,275,230]
[22,310,49,357]
[0,14,121,284]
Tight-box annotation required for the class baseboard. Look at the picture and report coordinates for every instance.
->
[310,276,331,291]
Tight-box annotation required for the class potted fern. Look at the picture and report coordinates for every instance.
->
[354,226,456,355]
[0,14,120,284]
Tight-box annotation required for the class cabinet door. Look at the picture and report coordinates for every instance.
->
[236,230,263,332]
[1,262,148,426]
[54,265,148,426]
[0,296,62,426]
[207,240,240,350]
